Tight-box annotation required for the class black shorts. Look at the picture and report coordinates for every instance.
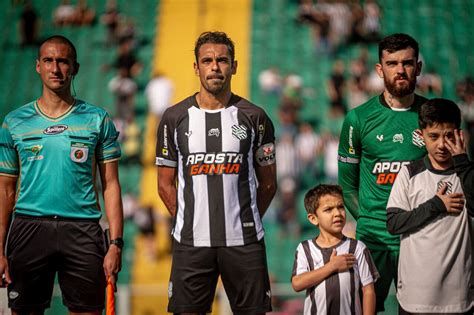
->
[168,239,272,314]
[6,215,107,312]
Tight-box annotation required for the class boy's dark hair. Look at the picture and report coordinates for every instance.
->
[304,184,343,215]
[378,33,419,62]
[419,98,461,129]
[194,31,235,64]
[38,35,78,64]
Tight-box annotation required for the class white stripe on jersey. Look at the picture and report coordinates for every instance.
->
[248,128,264,241]
[175,130,185,243]
[221,107,244,245]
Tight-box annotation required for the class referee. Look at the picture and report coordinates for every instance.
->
[156,31,277,314]
[0,35,124,314]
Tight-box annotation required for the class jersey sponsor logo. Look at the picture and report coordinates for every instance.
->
[162,124,169,156]
[168,281,173,298]
[412,130,425,147]
[208,128,220,137]
[70,142,89,163]
[184,130,192,138]
[43,124,68,135]
[437,180,453,194]
[372,161,410,184]
[348,126,355,154]
[9,291,19,299]
[232,124,248,140]
[26,144,44,161]
[186,152,243,176]
[376,134,384,142]
[258,124,264,146]
[243,222,254,227]
[393,133,404,143]
[256,143,275,166]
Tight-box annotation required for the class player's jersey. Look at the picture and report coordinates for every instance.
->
[387,156,473,313]
[0,100,121,219]
[292,237,379,315]
[338,94,427,250]
[156,94,275,247]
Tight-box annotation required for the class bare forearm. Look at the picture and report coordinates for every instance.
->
[103,181,124,239]
[0,177,16,254]
[292,264,336,292]
[362,284,376,315]
[158,184,177,217]
[257,183,276,217]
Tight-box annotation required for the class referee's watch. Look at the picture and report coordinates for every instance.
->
[110,238,124,249]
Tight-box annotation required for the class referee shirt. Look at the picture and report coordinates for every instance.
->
[156,94,275,247]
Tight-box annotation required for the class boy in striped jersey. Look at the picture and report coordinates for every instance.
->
[292,184,379,314]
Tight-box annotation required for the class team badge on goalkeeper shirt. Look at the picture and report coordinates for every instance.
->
[70,142,89,163]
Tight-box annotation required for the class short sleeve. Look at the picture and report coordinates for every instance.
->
[96,113,121,162]
[155,109,177,167]
[254,110,276,166]
[356,241,380,286]
[292,243,310,278]
[0,120,19,176]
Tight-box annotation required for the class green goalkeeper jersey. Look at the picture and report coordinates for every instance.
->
[0,99,121,219]
[338,94,426,250]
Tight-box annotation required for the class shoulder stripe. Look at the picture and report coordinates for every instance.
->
[337,154,360,164]
[348,239,357,314]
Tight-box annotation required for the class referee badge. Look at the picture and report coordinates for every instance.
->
[70,142,89,163]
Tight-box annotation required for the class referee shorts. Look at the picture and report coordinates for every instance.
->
[6,215,107,313]
[168,239,272,314]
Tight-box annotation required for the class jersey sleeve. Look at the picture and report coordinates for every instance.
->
[338,110,361,218]
[355,241,379,286]
[254,110,276,167]
[155,109,177,167]
[0,120,19,176]
[453,154,474,216]
[96,112,121,163]
[292,243,310,278]
[386,164,446,234]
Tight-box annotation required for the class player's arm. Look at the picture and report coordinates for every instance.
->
[386,166,447,235]
[255,163,277,218]
[0,175,16,285]
[446,129,474,216]
[292,249,355,292]
[362,283,376,315]
[157,166,177,217]
[338,112,361,219]
[99,161,123,285]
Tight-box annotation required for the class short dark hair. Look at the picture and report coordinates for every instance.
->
[419,98,461,129]
[38,35,77,64]
[378,33,419,62]
[194,31,235,64]
[304,184,343,215]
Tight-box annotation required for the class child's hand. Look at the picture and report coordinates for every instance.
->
[329,248,356,272]
[445,129,466,156]
[436,183,464,214]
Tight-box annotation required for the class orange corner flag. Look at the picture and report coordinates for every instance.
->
[106,277,116,315]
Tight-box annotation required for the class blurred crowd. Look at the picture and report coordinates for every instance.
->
[15,0,473,266]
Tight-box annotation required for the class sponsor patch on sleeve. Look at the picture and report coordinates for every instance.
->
[256,143,275,166]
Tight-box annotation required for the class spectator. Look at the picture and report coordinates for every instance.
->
[73,0,96,26]
[145,70,174,122]
[53,0,76,27]
[327,59,346,110]
[101,0,121,45]
[258,67,283,95]
[457,77,474,159]
[108,67,137,120]
[363,0,381,43]
[19,1,39,47]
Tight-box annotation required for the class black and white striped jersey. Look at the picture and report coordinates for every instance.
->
[292,237,379,315]
[156,94,275,247]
